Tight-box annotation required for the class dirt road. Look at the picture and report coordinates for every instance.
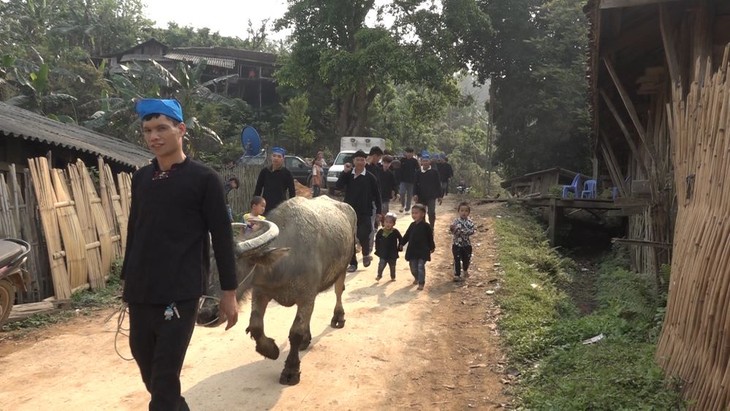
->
[0,198,508,410]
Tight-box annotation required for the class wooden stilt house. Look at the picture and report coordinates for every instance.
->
[586,0,730,407]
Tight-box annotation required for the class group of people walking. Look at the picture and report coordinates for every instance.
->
[121,97,474,410]
[332,146,472,292]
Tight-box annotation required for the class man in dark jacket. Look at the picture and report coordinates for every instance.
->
[413,152,443,229]
[336,150,382,272]
[122,99,239,411]
[379,155,398,214]
[438,155,454,196]
[398,147,420,213]
[254,147,296,214]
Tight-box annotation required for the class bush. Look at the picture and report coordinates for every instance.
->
[493,207,684,409]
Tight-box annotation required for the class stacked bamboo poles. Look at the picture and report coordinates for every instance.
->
[98,158,123,256]
[28,157,72,299]
[656,46,730,409]
[68,164,105,290]
[77,160,114,279]
[50,169,88,292]
[103,164,128,254]
[0,174,18,237]
[118,172,132,219]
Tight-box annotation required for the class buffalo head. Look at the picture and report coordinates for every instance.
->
[197,219,289,326]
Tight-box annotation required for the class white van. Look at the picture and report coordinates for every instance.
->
[326,137,386,193]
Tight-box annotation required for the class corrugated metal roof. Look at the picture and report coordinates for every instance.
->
[172,47,277,66]
[164,53,236,69]
[0,102,151,169]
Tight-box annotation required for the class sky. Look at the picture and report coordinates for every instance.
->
[143,0,290,40]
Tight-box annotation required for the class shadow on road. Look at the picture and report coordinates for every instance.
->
[184,322,338,410]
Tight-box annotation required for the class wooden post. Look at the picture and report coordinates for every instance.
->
[603,57,656,167]
[548,197,561,246]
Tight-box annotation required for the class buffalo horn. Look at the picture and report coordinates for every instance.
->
[233,220,280,255]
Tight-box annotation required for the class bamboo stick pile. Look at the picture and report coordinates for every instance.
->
[28,157,73,299]
[656,46,730,409]
[76,160,114,281]
[20,157,134,299]
[68,165,105,290]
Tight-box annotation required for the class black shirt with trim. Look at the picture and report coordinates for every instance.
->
[121,157,237,304]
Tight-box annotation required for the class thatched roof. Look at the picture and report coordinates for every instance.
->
[0,102,150,168]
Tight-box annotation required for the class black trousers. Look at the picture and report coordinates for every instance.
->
[452,244,473,276]
[128,298,198,411]
[350,214,373,266]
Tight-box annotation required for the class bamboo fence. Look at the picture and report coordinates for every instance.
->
[0,174,18,238]
[656,47,730,409]
[1,165,46,301]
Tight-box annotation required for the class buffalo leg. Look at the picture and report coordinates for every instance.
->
[245,289,279,360]
[280,301,314,385]
[330,272,346,328]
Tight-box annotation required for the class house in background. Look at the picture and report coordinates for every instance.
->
[96,39,279,109]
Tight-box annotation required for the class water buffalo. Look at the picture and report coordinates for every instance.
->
[198,196,357,385]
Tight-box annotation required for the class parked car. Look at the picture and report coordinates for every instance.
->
[236,154,327,188]
[284,155,310,186]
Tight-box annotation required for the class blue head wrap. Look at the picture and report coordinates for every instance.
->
[421,151,431,160]
[135,99,184,123]
[272,147,286,156]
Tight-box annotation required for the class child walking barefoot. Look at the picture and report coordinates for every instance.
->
[374,213,403,281]
[400,203,435,290]
[450,201,476,282]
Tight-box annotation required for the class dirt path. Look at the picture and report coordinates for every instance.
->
[0,197,508,410]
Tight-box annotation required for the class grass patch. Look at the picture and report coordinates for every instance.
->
[493,207,683,409]
[1,259,123,332]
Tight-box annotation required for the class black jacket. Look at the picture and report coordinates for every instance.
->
[254,166,296,212]
[121,158,237,304]
[398,157,420,184]
[437,162,453,182]
[401,220,435,261]
[379,168,398,201]
[375,228,403,260]
[336,168,382,216]
[414,168,443,201]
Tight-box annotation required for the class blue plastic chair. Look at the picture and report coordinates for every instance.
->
[581,179,597,199]
[561,174,582,198]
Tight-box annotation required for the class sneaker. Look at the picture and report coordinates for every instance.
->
[390,276,396,281]
[363,255,373,267]
[347,264,357,273]
[417,285,424,291]
[453,275,462,282]
[376,275,382,281]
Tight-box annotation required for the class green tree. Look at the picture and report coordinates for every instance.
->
[466,0,590,177]
[280,95,315,153]
[275,0,483,144]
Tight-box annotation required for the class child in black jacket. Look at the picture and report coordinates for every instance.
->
[374,213,403,281]
[400,203,436,290]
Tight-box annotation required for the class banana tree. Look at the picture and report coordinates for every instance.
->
[84,59,239,155]
[1,55,78,117]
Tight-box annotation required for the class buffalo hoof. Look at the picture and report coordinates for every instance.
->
[330,316,346,329]
[255,337,280,360]
[279,368,301,385]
